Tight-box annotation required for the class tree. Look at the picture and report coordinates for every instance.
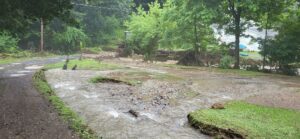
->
[162,0,217,66]
[254,0,290,69]
[73,0,131,46]
[21,0,72,52]
[204,0,257,69]
[54,26,88,54]
[126,1,163,61]
[265,4,300,75]
[133,0,164,11]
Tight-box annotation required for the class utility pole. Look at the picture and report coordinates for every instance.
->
[40,18,44,52]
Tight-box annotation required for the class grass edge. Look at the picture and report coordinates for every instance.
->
[33,69,99,139]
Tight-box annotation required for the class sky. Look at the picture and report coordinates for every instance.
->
[212,25,277,51]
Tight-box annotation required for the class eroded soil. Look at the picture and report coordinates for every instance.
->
[45,57,300,139]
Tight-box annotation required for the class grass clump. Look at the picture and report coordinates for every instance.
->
[45,59,121,70]
[188,101,300,139]
[214,68,267,77]
[33,70,98,139]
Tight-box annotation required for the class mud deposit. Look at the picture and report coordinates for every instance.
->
[45,62,300,139]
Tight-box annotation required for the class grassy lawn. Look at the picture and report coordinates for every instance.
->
[188,101,300,139]
[90,70,183,86]
[0,57,32,65]
[33,70,98,139]
[213,68,267,77]
[45,59,121,70]
[161,63,267,77]
[242,51,262,60]
[0,51,57,65]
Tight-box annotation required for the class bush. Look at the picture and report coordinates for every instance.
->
[279,65,298,76]
[219,55,235,69]
[0,32,19,53]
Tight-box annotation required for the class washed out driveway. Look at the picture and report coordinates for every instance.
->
[45,59,300,139]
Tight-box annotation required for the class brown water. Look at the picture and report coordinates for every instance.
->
[45,64,298,139]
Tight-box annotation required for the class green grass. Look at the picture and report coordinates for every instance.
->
[0,51,57,65]
[242,51,263,60]
[213,68,267,77]
[45,59,121,70]
[0,57,31,64]
[188,101,300,139]
[81,47,102,54]
[33,70,99,139]
[89,70,182,86]
[161,63,267,77]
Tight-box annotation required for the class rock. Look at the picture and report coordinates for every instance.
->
[211,103,225,109]
[128,109,139,118]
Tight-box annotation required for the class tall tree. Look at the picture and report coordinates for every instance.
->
[204,0,256,69]
[21,0,72,52]
[254,0,289,69]
[162,0,216,64]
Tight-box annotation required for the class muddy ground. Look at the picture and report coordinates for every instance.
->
[46,57,300,139]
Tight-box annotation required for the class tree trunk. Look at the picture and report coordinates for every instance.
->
[40,18,44,52]
[263,28,268,70]
[234,14,241,69]
[263,12,270,70]
[194,16,199,54]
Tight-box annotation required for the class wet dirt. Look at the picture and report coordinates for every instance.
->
[45,58,300,139]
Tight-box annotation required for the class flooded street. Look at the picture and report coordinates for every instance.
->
[45,59,300,139]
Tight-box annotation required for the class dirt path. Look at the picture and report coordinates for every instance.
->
[0,57,79,139]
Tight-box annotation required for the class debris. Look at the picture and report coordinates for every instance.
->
[128,109,139,118]
[211,103,225,109]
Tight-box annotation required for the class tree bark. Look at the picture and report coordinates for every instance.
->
[228,0,241,69]
[263,25,268,70]
[263,9,270,70]
[40,18,44,52]
[194,16,199,54]
[234,9,241,69]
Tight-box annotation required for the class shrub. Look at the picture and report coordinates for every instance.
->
[219,55,235,69]
[279,65,298,76]
[0,32,19,53]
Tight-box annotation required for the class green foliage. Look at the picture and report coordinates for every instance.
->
[54,27,88,54]
[188,101,300,139]
[33,70,97,139]
[219,55,235,69]
[0,32,19,53]
[265,7,300,75]
[126,1,163,61]
[163,0,217,52]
